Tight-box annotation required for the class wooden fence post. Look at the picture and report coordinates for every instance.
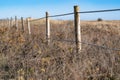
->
[27,18,31,35]
[6,18,8,27]
[6,18,10,29]
[8,18,10,28]
[46,12,50,45]
[10,17,13,27]
[74,6,81,53]
[4,19,7,27]
[21,17,24,32]
[15,16,18,30]
[2,19,4,27]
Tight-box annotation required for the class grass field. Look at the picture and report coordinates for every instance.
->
[0,20,120,80]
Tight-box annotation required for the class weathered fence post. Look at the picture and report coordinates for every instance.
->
[46,12,50,45]
[6,18,10,29]
[6,18,9,27]
[8,18,10,28]
[15,16,18,30]
[10,17,13,27]
[27,18,31,35]
[2,19,4,27]
[4,19,6,27]
[74,6,81,53]
[21,17,24,32]
[4,18,8,27]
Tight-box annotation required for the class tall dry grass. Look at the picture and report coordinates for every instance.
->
[0,20,120,80]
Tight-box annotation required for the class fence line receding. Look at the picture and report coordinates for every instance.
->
[0,6,120,52]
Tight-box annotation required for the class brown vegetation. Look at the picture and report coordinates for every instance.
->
[0,20,120,80]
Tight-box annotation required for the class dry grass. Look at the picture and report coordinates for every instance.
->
[0,20,120,80]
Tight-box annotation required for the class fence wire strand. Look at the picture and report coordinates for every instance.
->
[51,39,120,51]
[28,8,120,51]
[29,8,120,22]
[48,12,74,18]
[30,17,45,22]
[79,8,120,14]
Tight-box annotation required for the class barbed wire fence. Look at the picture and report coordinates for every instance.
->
[1,6,120,52]
[26,6,120,52]
[0,5,120,80]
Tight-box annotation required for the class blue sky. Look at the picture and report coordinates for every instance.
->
[0,0,120,20]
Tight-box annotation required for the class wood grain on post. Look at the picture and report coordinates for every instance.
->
[21,17,24,32]
[46,12,50,45]
[74,6,81,53]
[27,18,31,35]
